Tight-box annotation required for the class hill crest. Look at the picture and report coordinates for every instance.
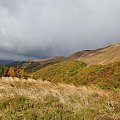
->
[68,42,120,64]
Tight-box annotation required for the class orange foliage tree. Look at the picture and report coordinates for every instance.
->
[8,67,15,77]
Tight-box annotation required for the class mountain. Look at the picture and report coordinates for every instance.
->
[29,42,120,90]
[0,59,14,65]
[8,56,65,72]
[68,42,120,65]
[7,42,120,72]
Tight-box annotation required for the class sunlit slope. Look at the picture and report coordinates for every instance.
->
[69,42,120,65]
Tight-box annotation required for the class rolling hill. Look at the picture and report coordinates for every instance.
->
[8,56,65,73]
[8,42,120,73]
[28,43,120,90]
[68,42,120,65]
[31,60,120,90]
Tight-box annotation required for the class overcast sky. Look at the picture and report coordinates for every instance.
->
[0,0,120,60]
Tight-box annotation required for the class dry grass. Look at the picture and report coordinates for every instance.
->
[0,77,120,120]
[77,43,120,65]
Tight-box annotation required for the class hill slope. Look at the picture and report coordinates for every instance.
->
[8,56,65,73]
[31,60,120,90]
[8,42,120,73]
[68,42,120,65]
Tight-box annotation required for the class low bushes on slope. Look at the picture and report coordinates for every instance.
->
[70,62,120,90]
[31,60,87,82]
[31,61,120,90]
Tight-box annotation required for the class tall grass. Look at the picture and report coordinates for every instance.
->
[0,77,120,120]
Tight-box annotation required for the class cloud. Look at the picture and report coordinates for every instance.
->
[0,49,33,60]
[0,0,120,59]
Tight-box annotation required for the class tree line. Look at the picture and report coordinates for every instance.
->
[0,66,28,78]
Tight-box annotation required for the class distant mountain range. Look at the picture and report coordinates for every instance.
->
[7,56,65,72]
[0,59,14,65]
[7,42,120,72]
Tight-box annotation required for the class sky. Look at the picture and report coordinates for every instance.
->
[0,0,120,60]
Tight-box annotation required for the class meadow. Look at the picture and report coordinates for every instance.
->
[0,77,120,120]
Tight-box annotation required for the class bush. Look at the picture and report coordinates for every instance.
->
[31,61,120,90]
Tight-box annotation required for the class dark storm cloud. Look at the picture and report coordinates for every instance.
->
[0,49,33,60]
[0,0,120,59]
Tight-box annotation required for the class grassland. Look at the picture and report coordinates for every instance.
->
[76,43,120,65]
[0,77,120,120]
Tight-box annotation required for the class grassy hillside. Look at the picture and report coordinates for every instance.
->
[7,43,120,74]
[69,43,120,65]
[31,60,86,82]
[0,78,120,120]
[31,60,120,90]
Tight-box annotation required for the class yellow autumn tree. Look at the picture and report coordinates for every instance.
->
[8,67,15,77]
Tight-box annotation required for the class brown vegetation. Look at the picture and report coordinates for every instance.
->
[31,60,120,91]
[0,77,120,119]
[68,42,120,65]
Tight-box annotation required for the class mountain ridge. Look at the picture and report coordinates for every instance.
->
[7,42,120,72]
[0,59,14,65]
[68,42,120,64]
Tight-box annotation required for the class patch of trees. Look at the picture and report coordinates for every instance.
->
[0,66,4,77]
[0,66,28,79]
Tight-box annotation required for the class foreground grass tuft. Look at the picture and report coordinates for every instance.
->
[0,78,120,120]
